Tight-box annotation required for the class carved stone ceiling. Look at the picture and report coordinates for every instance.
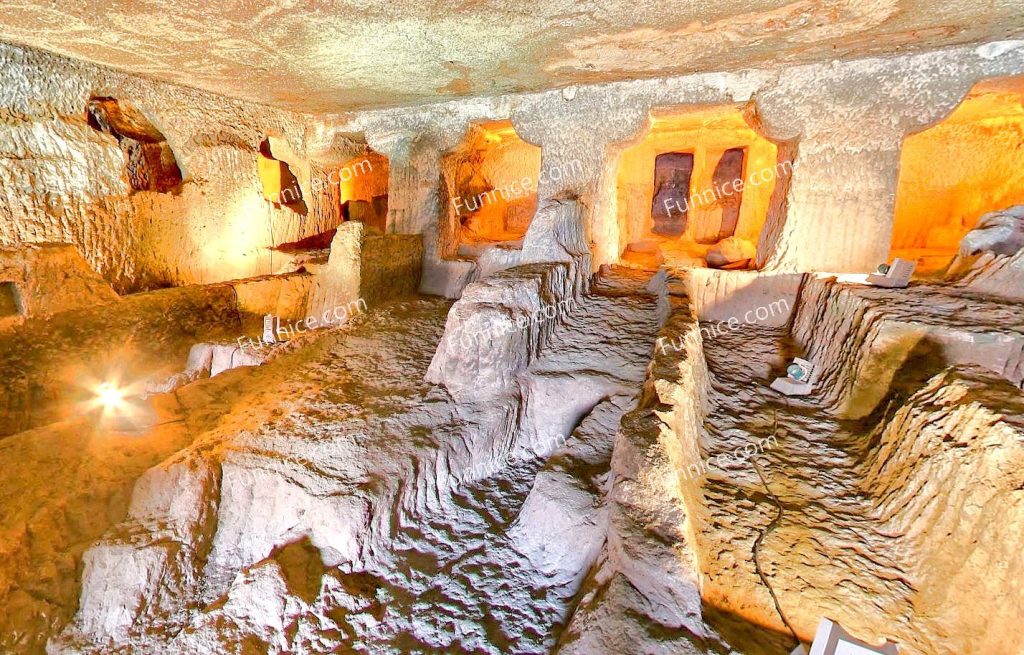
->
[0,0,1022,113]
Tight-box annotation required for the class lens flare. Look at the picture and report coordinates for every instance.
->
[95,381,127,413]
[82,375,153,431]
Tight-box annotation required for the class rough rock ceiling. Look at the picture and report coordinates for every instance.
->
[0,0,1023,114]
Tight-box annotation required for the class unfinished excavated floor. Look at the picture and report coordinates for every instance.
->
[688,282,1024,654]
[23,268,677,654]
[4,262,1023,655]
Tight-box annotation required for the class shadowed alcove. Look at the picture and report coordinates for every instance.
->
[87,97,183,193]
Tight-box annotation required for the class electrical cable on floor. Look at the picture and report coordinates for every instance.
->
[749,397,802,648]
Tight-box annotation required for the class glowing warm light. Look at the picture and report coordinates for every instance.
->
[442,119,542,246]
[892,77,1024,272]
[95,381,127,413]
[613,103,781,267]
[79,372,153,432]
[337,151,389,209]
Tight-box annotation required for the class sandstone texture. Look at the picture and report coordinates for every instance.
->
[1,12,1024,655]
[0,42,355,293]
[0,2,1021,113]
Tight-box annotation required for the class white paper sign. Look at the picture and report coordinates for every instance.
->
[262,314,277,344]
[807,618,898,655]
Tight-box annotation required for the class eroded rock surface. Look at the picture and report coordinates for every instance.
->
[44,267,667,654]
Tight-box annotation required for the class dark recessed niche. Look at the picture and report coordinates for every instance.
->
[0,282,22,317]
[87,97,183,193]
[650,151,694,237]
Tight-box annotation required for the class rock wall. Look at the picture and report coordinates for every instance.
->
[312,40,1024,279]
[556,288,735,654]
[790,276,1024,419]
[859,367,1024,654]
[0,42,351,293]
[2,39,1023,298]
[426,199,589,402]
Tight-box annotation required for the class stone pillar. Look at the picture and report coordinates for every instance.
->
[369,133,417,235]
[761,141,903,272]
[370,128,475,297]
[755,69,973,273]
[512,95,649,269]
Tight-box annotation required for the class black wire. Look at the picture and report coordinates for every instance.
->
[749,393,801,648]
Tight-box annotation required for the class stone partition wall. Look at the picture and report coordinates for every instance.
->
[307,222,424,323]
[0,42,361,293]
[312,41,1024,280]
[360,232,424,305]
[426,199,589,401]
[2,38,1023,298]
[683,268,802,327]
[557,291,726,654]
[789,276,1024,419]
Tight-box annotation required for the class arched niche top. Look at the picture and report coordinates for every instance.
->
[752,70,982,144]
[86,96,183,193]
[903,74,1024,138]
[611,100,786,156]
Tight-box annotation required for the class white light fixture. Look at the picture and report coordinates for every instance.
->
[792,617,899,655]
[771,357,816,396]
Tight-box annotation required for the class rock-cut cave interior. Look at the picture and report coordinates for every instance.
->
[0,2,1023,654]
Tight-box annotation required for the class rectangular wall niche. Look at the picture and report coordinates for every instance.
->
[615,104,781,271]
[650,152,694,236]
[712,147,746,241]
[0,282,21,316]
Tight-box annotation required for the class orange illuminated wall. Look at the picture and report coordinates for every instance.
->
[257,138,306,214]
[441,120,542,252]
[892,77,1024,272]
[334,151,389,232]
[614,105,781,268]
